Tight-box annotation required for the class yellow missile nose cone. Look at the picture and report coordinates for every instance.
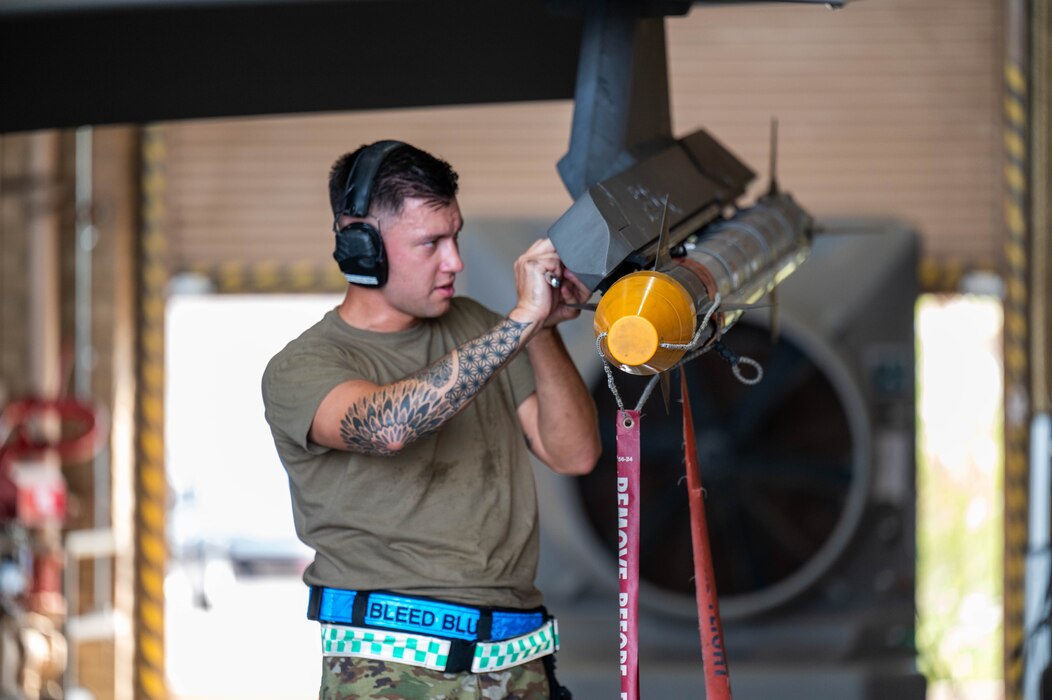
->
[608,316,660,367]
[594,270,697,374]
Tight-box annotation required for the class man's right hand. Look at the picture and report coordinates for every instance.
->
[509,238,585,334]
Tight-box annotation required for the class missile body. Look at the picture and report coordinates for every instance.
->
[596,193,813,375]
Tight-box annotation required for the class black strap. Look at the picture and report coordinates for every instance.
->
[444,640,477,674]
[543,654,573,699]
[307,585,323,620]
[351,590,370,627]
[476,609,493,641]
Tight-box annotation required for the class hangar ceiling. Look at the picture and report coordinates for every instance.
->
[0,0,846,134]
[0,0,585,132]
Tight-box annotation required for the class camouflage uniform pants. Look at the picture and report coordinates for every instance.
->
[320,656,552,699]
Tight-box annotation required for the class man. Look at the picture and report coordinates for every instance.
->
[262,140,601,699]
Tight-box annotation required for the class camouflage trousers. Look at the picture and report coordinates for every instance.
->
[320,655,552,700]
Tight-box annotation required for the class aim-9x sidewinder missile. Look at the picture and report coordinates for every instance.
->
[549,127,813,376]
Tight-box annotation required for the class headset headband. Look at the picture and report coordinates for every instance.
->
[341,140,408,218]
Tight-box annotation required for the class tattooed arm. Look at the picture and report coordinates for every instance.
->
[311,236,583,456]
[309,316,533,455]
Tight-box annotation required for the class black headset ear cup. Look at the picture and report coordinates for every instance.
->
[333,222,388,287]
[333,140,406,288]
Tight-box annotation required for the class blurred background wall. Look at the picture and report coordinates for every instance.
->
[0,0,1040,698]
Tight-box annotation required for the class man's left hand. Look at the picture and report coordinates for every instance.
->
[543,266,590,328]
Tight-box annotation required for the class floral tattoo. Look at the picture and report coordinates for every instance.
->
[338,318,529,455]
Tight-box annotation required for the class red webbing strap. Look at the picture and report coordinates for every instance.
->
[681,369,733,699]
[616,409,641,700]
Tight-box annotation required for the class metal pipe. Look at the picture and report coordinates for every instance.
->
[75,126,94,400]
[75,125,113,616]
[1032,0,1050,416]
[1024,413,1051,700]
[1024,3,1052,695]
[27,131,62,399]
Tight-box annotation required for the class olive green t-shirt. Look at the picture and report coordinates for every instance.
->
[262,297,541,608]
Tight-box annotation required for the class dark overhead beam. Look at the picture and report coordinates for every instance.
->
[557,2,675,200]
[0,0,583,133]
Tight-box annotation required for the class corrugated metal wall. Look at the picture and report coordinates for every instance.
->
[163,0,1002,270]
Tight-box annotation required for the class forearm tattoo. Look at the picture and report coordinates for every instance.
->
[338,317,530,455]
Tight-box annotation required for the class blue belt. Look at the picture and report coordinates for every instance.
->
[307,587,546,642]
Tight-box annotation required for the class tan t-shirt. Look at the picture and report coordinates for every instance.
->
[262,297,541,608]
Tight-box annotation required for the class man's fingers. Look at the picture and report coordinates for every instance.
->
[528,237,556,255]
[517,238,594,328]
[553,269,590,304]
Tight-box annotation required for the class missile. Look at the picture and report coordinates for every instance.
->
[595,193,812,374]
[550,127,813,376]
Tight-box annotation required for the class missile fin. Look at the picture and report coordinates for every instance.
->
[767,117,780,197]
[654,195,672,271]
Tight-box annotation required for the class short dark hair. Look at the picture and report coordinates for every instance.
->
[328,142,459,219]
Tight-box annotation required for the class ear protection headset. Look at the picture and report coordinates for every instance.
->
[332,140,407,287]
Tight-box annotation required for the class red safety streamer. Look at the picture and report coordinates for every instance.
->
[616,409,641,700]
[681,369,733,699]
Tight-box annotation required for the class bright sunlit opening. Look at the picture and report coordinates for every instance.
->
[165,293,340,700]
[916,294,1004,700]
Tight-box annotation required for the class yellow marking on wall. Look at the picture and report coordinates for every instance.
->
[143,231,165,257]
[254,260,281,290]
[1002,44,1030,699]
[1005,240,1026,266]
[289,261,317,290]
[1005,131,1025,159]
[1006,315,1026,337]
[916,257,997,293]
[176,261,348,295]
[144,298,165,321]
[136,125,169,700]
[141,397,163,426]
[143,364,164,390]
[1005,62,1027,95]
[1005,96,1026,125]
[142,332,164,358]
[141,637,163,667]
[140,433,163,464]
[141,569,164,599]
[140,670,165,699]
[1005,164,1026,193]
[140,467,165,495]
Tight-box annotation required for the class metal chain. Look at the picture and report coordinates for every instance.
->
[659,293,723,352]
[713,341,764,386]
[596,333,627,415]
